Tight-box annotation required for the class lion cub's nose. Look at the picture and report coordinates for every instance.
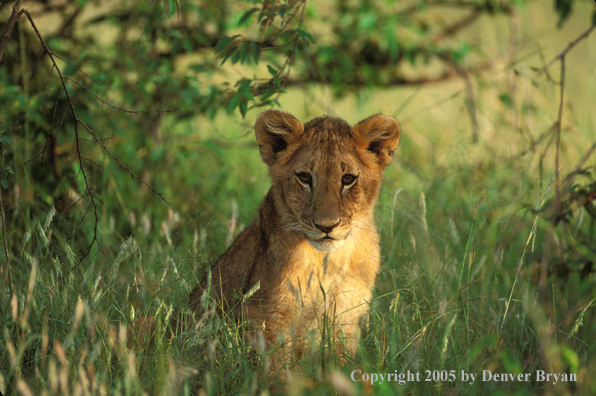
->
[315,221,340,234]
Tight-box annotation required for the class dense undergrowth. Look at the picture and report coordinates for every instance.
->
[2,107,595,394]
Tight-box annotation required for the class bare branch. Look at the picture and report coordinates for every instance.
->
[554,56,565,199]
[489,125,556,160]
[435,53,479,143]
[0,141,12,296]
[81,156,102,170]
[21,10,174,277]
[431,9,482,44]
[0,0,25,64]
[42,89,66,163]
[51,52,102,87]
[79,136,113,142]
[63,76,176,114]
[78,119,175,212]
[536,23,596,77]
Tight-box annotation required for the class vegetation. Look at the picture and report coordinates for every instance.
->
[1,0,596,394]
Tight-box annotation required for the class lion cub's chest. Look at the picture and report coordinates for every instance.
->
[279,239,372,331]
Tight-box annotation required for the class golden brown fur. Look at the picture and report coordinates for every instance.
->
[187,110,400,354]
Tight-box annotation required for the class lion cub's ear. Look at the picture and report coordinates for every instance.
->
[353,114,401,169]
[255,110,305,166]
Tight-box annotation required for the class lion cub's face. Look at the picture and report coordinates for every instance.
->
[255,111,400,252]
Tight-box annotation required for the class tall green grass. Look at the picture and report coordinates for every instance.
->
[2,117,594,394]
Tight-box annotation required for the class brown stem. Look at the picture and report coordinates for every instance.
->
[20,10,174,277]
[0,142,12,296]
[555,56,565,200]
[536,23,596,77]
[436,53,479,143]
[0,0,25,64]
[22,11,99,262]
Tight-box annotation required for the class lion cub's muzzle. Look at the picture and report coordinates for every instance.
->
[301,219,350,252]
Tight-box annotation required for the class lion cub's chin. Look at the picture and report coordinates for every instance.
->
[306,237,346,252]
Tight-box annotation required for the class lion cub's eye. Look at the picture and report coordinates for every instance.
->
[296,172,312,185]
[342,174,357,186]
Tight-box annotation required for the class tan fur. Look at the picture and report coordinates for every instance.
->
[187,110,400,354]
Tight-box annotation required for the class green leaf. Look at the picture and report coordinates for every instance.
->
[226,95,240,114]
[220,47,238,65]
[295,29,315,44]
[357,13,377,30]
[251,42,261,64]
[279,31,294,42]
[238,79,254,101]
[260,88,276,102]
[162,0,179,19]
[499,93,514,108]
[267,65,278,76]
[1,179,7,189]
[215,36,238,53]
[231,49,242,65]
[238,8,259,26]
[555,0,573,28]
[239,41,250,65]
[239,100,248,117]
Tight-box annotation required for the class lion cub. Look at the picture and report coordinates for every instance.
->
[188,110,400,353]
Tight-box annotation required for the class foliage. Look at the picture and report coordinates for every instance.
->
[0,0,594,256]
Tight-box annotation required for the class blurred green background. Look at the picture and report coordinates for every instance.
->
[1,0,596,394]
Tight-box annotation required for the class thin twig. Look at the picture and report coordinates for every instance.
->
[81,156,102,170]
[21,10,174,278]
[78,119,175,212]
[537,46,559,85]
[63,76,176,114]
[46,64,56,103]
[554,57,565,199]
[431,9,482,44]
[42,89,66,163]
[78,201,92,225]
[51,51,102,87]
[67,191,85,210]
[79,136,113,142]
[536,23,596,77]
[0,142,12,296]
[436,53,479,143]
[490,124,556,160]
[3,4,176,277]
[272,1,308,104]
[566,142,596,183]
[0,0,25,64]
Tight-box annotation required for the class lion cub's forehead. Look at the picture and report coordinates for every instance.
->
[298,116,359,169]
[303,116,353,142]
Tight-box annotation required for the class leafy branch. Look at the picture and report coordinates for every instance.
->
[213,0,311,116]
[528,20,596,285]
[0,1,176,276]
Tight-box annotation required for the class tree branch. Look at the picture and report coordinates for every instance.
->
[536,22,596,77]
[20,10,175,276]
[0,0,25,64]
[0,141,12,296]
